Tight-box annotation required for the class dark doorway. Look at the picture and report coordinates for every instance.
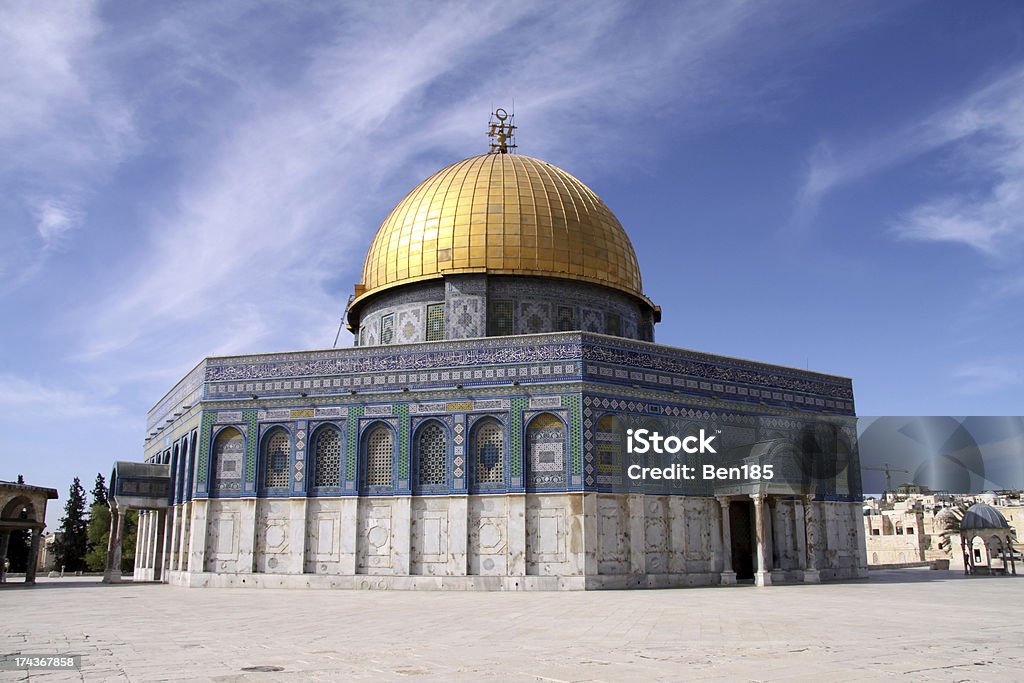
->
[730,500,755,581]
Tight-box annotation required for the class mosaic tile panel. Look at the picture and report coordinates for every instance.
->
[563,394,583,477]
[197,411,214,484]
[212,427,244,494]
[510,397,528,477]
[243,409,258,482]
[395,403,410,481]
[345,405,363,482]
[520,300,551,334]
[526,413,566,489]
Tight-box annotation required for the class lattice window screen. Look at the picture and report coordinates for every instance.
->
[596,416,622,476]
[264,430,291,488]
[488,300,513,336]
[425,303,445,341]
[557,306,574,331]
[366,426,393,487]
[474,421,504,484]
[313,427,341,487]
[605,312,621,337]
[381,313,395,345]
[416,423,447,486]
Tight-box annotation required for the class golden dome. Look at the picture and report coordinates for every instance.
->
[355,154,644,304]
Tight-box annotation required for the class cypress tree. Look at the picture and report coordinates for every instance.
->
[56,477,88,572]
[91,473,108,507]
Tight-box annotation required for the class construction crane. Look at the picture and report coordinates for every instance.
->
[863,463,911,493]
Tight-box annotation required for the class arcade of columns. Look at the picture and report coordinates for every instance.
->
[106,492,850,586]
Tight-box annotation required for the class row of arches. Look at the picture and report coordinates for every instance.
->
[206,412,571,496]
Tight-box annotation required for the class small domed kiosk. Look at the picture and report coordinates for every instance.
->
[960,503,1017,576]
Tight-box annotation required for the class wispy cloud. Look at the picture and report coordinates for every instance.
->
[0,374,121,420]
[0,2,134,284]
[32,198,82,248]
[794,67,1024,258]
[952,357,1024,395]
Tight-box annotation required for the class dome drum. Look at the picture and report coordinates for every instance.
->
[352,274,656,346]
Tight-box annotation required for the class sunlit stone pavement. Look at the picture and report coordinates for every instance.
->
[1,569,1022,682]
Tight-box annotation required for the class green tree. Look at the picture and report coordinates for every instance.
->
[90,473,108,507]
[55,477,88,572]
[84,504,138,573]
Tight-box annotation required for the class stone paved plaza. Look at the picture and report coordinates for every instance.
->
[1,570,1022,682]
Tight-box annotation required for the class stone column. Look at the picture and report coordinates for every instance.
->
[752,493,771,587]
[802,495,821,583]
[718,498,736,585]
[1008,535,1016,575]
[169,505,180,572]
[0,530,10,582]
[338,497,358,575]
[769,498,786,584]
[187,500,208,574]
[104,504,125,583]
[447,495,468,576]
[25,529,41,584]
[583,493,599,578]
[237,499,258,573]
[667,496,687,575]
[132,511,143,577]
[628,494,645,576]
[287,499,307,575]
[139,511,150,575]
[145,511,155,575]
[392,495,411,576]
[794,499,806,571]
[153,509,167,581]
[177,502,191,574]
[507,493,527,576]
[853,502,869,577]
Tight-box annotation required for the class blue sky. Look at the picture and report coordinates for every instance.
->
[3,1,1024,525]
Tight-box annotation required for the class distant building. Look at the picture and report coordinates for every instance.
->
[865,490,1021,571]
[37,531,62,573]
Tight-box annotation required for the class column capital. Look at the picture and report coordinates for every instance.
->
[751,492,767,506]
[717,496,731,510]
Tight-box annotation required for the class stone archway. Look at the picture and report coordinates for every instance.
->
[0,482,58,585]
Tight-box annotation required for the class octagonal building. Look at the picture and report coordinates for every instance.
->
[111,121,866,590]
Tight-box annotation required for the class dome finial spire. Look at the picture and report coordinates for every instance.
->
[487,107,516,154]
